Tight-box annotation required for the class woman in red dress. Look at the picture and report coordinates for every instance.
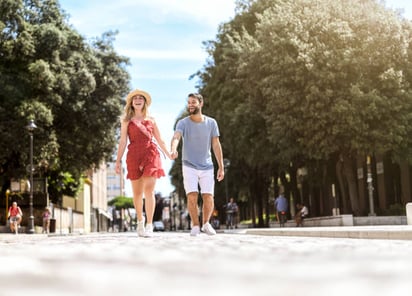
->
[115,89,171,237]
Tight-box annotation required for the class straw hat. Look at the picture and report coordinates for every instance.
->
[126,89,152,106]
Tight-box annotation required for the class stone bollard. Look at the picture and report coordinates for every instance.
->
[406,203,412,225]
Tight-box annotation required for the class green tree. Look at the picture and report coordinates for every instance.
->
[236,0,412,215]
[0,0,130,197]
[190,0,282,226]
[192,0,412,217]
[108,196,134,209]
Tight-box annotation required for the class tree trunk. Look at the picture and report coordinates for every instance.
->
[255,169,265,228]
[336,158,349,213]
[342,154,360,216]
[265,191,270,227]
[249,187,256,228]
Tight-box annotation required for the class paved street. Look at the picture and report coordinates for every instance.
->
[1,231,411,296]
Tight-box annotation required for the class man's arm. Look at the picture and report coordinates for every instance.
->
[212,136,224,182]
[170,131,181,160]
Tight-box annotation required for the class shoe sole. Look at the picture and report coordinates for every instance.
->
[201,228,216,235]
[143,232,153,238]
[202,232,216,235]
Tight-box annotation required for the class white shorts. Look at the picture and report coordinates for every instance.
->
[182,166,215,195]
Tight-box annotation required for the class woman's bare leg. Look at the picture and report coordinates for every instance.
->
[143,177,156,224]
[131,178,144,221]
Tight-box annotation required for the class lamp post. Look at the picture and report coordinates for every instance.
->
[5,189,10,222]
[223,158,231,205]
[26,119,37,234]
[367,155,376,216]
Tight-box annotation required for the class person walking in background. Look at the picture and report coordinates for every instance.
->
[42,207,51,234]
[8,201,23,233]
[170,93,224,236]
[225,197,238,229]
[115,89,171,237]
[274,189,288,223]
[211,207,220,230]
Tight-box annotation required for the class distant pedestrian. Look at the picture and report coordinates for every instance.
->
[274,190,288,222]
[170,93,225,236]
[211,208,220,230]
[8,201,23,233]
[225,197,239,229]
[115,89,171,237]
[42,207,51,233]
[295,203,309,227]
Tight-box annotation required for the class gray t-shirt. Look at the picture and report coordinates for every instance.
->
[175,115,220,170]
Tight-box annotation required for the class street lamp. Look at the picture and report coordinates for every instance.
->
[26,119,37,234]
[223,158,231,204]
[366,155,376,216]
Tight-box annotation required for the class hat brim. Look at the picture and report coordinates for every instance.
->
[126,89,152,106]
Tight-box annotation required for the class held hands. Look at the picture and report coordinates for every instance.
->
[164,151,173,160]
[170,151,178,160]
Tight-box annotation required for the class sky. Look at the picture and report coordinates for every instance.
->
[58,0,412,197]
[58,0,237,197]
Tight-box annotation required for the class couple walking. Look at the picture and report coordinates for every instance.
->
[115,90,224,237]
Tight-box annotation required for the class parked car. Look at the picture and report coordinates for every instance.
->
[153,221,165,232]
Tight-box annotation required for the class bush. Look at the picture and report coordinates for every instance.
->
[382,203,406,216]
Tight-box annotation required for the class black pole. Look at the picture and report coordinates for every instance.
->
[223,158,231,205]
[28,131,34,233]
[225,173,229,205]
[26,119,37,234]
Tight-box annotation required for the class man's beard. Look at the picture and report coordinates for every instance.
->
[188,106,200,115]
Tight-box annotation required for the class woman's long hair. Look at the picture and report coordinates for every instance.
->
[122,94,148,123]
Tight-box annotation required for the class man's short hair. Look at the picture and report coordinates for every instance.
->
[188,93,203,103]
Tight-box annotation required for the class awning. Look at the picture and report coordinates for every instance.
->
[98,209,113,220]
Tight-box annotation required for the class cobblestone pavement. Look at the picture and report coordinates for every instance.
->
[0,231,411,296]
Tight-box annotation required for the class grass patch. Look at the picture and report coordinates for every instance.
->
[240,214,277,224]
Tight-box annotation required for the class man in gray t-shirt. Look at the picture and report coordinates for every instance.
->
[170,93,224,236]
[176,115,219,170]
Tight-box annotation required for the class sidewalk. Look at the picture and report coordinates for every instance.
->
[2,224,412,240]
[224,225,412,240]
[1,231,412,296]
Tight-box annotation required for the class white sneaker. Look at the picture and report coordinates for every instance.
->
[137,218,145,237]
[144,224,153,237]
[201,222,216,235]
[190,225,200,236]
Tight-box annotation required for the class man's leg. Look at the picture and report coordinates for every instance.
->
[202,194,214,225]
[200,193,216,235]
[300,216,305,227]
[187,192,199,227]
[296,216,302,227]
[198,168,215,225]
[182,166,200,232]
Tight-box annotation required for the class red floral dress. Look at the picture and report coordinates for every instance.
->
[126,119,165,180]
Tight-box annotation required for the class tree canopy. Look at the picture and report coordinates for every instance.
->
[171,0,412,222]
[108,196,134,209]
[0,0,130,198]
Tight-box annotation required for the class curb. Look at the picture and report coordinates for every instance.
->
[243,226,412,240]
